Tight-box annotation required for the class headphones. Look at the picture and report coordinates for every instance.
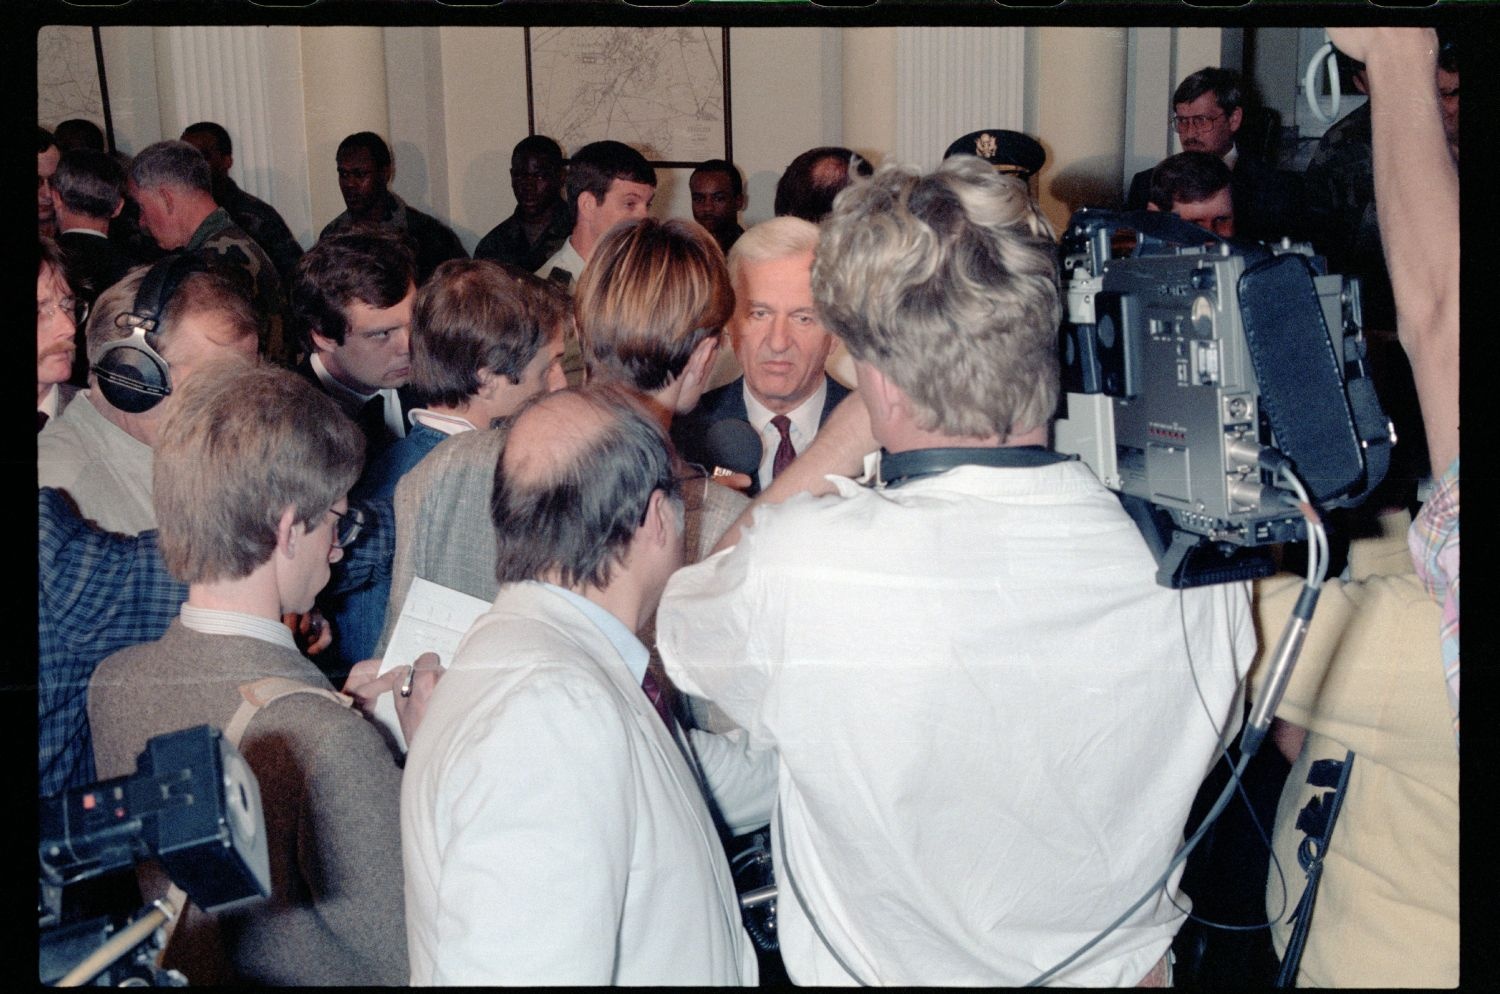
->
[92,254,209,414]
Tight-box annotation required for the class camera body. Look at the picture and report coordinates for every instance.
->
[1054,210,1391,586]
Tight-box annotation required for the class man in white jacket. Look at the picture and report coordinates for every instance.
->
[401,383,773,985]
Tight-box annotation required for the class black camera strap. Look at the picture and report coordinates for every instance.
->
[1275,750,1356,987]
[157,679,352,972]
[877,445,1074,489]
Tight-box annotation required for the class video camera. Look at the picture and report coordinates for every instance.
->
[39,724,271,986]
[1053,209,1393,588]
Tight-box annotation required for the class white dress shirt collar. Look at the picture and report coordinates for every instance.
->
[309,352,402,435]
[180,603,299,651]
[410,409,479,435]
[743,377,828,491]
[541,583,650,686]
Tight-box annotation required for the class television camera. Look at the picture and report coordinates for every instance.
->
[39,724,271,986]
[1053,208,1393,588]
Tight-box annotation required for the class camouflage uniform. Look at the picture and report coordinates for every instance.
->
[185,207,293,366]
[474,200,573,273]
[215,174,305,289]
[318,192,467,285]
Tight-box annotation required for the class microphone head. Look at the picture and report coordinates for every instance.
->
[703,418,762,477]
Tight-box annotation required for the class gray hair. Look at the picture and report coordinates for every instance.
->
[726,215,820,290]
[128,140,212,195]
[812,156,1061,439]
[492,384,682,591]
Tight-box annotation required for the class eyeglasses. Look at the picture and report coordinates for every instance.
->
[330,506,365,549]
[1171,113,1226,133]
[38,295,87,325]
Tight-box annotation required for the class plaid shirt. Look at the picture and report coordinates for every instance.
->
[38,488,184,796]
[1409,457,1460,749]
[37,489,396,797]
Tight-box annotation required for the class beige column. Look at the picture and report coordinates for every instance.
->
[1031,27,1127,235]
[842,28,897,168]
[299,27,390,231]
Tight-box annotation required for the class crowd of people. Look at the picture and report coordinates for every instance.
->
[37,27,1458,987]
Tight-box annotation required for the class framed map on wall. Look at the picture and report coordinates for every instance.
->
[38,25,113,146]
[525,26,731,167]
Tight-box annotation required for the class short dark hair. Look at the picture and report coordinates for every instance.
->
[290,229,416,349]
[774,146,873,223]
[38,126,57,154]
[565,140,655,211]
[129,140,213,196]
[492,384,681,591]
[411,259,566,407]
[53,149,126,219]
[691,158,744,199]
[513,134,564,168]
[1438,34,1458,74]
[54,119,105,153]
[182,121,233,157]
[337,131,393,170]
[1173,67,1244,116]
[1148,152,1232,211]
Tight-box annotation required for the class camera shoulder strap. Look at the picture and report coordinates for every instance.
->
[156,679,353,969]
[1275,749,1356,987]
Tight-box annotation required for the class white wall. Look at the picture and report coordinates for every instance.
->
[79,25,1240,257]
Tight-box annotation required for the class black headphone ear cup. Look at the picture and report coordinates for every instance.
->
[94,338,172,414]
[89,253,210,414]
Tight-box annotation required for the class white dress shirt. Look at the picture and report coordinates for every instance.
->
[180,603,298,650]
[658,460,1254,986]
[309,352,405,440]
[743,377,827,492]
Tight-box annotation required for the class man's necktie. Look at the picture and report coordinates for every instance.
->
[771,414,796,479]
[37,410,49,433]
[358,395,394,455]
[641,668,675,731]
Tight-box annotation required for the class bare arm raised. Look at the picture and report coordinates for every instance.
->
[1326,27,1458,478]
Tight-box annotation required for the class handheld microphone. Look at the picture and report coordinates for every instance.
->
[703,418,762,480]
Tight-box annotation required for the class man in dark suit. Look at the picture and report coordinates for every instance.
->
[287,228,419,681]
[288,228,418,462]
[673,216,848,496]
[50,149,138,384]
[1146,152,1237,238]
[1124,67,1302,243]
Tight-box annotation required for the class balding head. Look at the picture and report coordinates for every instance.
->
[492,385,683,594]
[773,146,873,224]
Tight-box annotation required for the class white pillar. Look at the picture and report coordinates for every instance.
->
[299,27,390,231]
[1032,27,1127,235]
[150,26,315,248]
[893,26,1027,171]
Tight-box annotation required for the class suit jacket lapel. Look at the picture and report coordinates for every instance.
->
[819,374,850,426]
